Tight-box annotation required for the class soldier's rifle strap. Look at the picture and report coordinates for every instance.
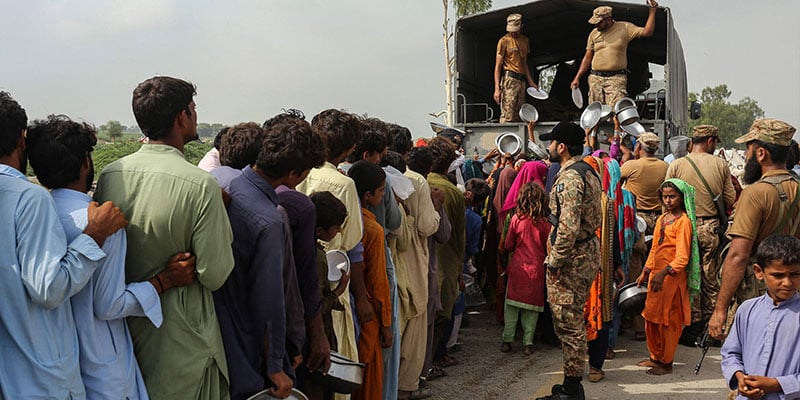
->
[549,161,600,245]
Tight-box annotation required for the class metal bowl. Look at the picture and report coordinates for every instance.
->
[497,132,522,156]
[617,281,648,316]
[621,121,645,137]
[571,87,583,108]
[519,103,539,122]
[310,351,365,394]
[613,97,637,113]
[527,141,549,160]
[326,250,350,283]
[247,388,309,400]
[579,102,603,130]
[616,107,640,125]
[527,87,549,100]
[599,104,613,120]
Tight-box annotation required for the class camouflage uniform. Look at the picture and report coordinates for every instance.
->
[693,217,721,322]
[500,73,526,123]
[545,156,603,378]
[588,73,627,109]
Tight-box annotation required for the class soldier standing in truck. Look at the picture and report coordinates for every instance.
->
[493,13,539,123]
[570,0,658,108]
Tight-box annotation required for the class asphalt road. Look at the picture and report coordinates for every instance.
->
[426,307,730,399]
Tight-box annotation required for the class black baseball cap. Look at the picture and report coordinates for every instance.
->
[539,121,585,146]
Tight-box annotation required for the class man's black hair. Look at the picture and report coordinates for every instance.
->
[263,108,305,129]
[407,146,433,176]
[212,127,229,150]
[132,76,196,140]
[0,91,28,157]
[257,119,326,179]
[387,123,413,155]
[756,234,800,269]
[465,178,491,205]
[427,137,457,174]
[26,115,97,189]
[348,160,386,200]
[310,191,348,231]
[752,140,790,165]
[559,142,584,158]
[219,122,265,169]
[312,109,363,162]
[347,118,389,163]
[380,150,407,172]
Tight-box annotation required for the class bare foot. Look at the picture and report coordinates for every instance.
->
[637,359,658,367]
[646,364,673,375]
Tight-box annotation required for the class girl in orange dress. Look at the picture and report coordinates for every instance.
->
[635,179,700,375]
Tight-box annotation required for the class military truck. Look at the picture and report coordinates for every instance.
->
[453,0,693,158]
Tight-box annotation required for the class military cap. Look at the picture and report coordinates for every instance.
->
[735,118,796,146]
[637,132,660,150]
[539,121,585,146]
[691,124,719,138]
[506,13,522,32]
[588,6,612,24]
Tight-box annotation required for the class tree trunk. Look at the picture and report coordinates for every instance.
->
[443,0,454,126]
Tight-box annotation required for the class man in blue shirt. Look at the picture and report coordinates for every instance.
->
[212,118,325,400]
[25,114,198,399]
[0,92,127,399]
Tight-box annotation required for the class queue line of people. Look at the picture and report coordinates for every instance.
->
[2,70,800,400]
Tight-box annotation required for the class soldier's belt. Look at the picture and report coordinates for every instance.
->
[590,69,627,77]
[504,70,526,81]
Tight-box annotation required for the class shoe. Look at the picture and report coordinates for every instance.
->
[536,389,585,400]
[424,366,446,381]
[605,347,615,360]
[523,345,534,355]
[546,384,584,399]
[399,387,432,400]
[500,342,512,353]
[433,354,459,367]
[588,368,605,383]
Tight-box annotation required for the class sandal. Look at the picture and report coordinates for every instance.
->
[500,342,512,353]
[589,368,605,382]
[434,354,459,367]
[523,345,534,355]
[424,366,447,381]
[605,347,615,360]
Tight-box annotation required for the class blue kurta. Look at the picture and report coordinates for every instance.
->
[721,293,800,400]
[53,188,162,400]
[0,164,106,399]
[212,166,287,400]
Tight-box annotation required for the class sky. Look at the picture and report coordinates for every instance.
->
[1,0,798,139]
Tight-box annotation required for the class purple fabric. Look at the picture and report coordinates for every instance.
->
[502,161,548,212]
[276,186,322,319]
[211,166,286,394]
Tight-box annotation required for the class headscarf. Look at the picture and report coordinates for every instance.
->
[502,160,548,212]
[492,166,518,232]
[662,178,702,303]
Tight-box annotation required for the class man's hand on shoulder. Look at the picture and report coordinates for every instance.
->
[84,201,128,247]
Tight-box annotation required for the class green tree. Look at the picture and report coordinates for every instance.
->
[688,84,765,147]
[101,120,124,142]
[443,0,492,126]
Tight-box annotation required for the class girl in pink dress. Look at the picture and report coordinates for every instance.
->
[501,182,550,355]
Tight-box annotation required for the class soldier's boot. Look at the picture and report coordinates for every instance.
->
[536,380,585,400]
